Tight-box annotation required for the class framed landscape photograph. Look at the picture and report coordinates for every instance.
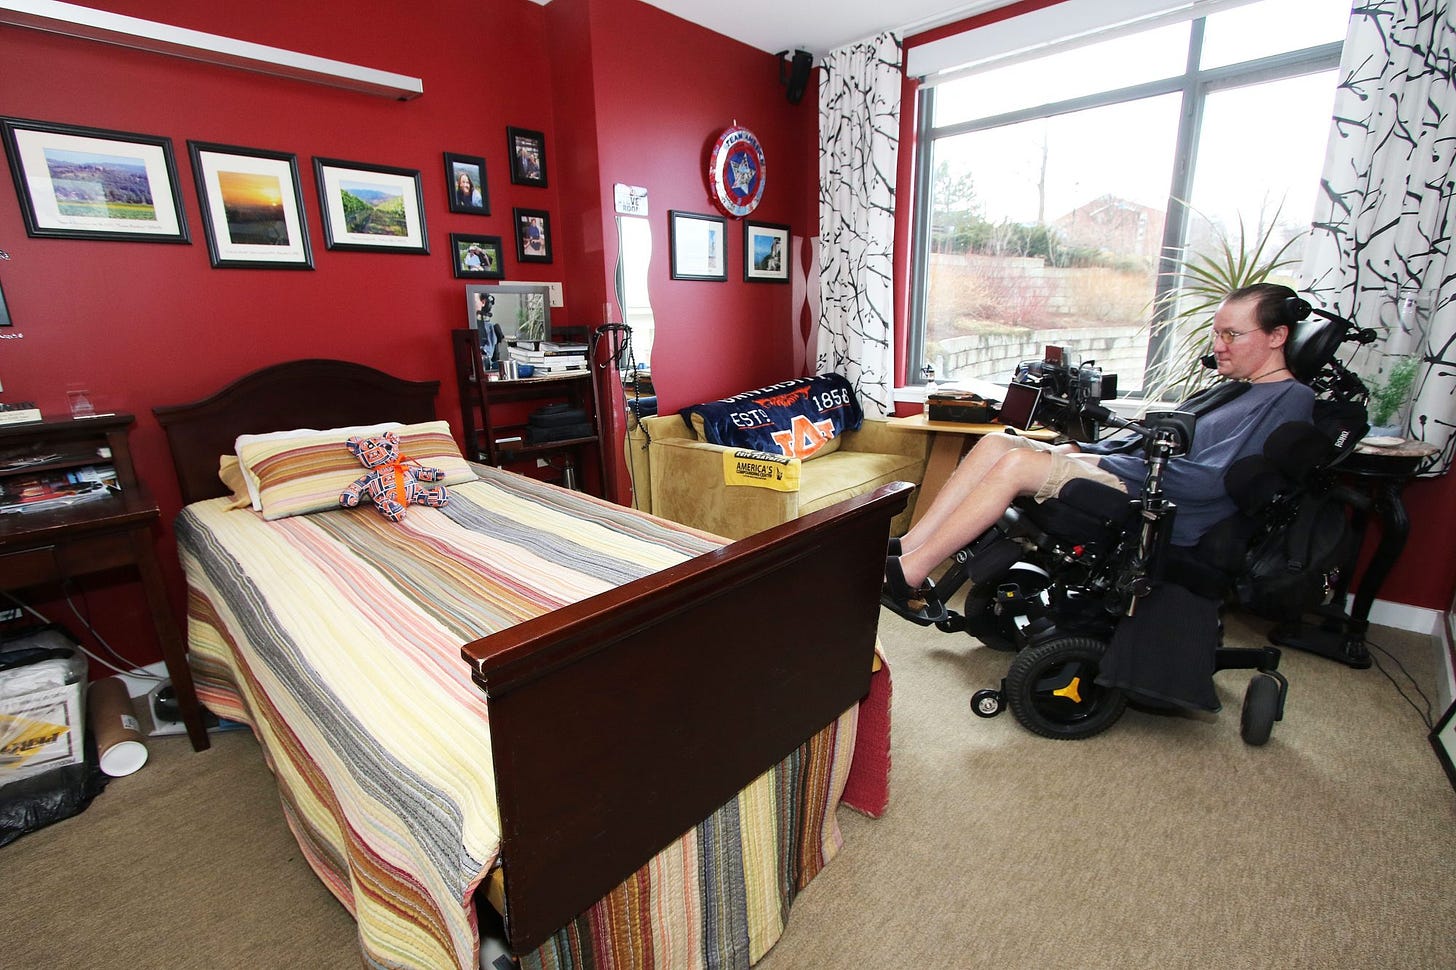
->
[0,116,189,243]
[443,152,489,215]
[669,209,727,281]
[743,220,790,283]
[513,207,552,263]
[188,142,312,269]
[451,233,504,279]
[506,127,547,187]
[312,156,428,253]
[1432,700,1456,792]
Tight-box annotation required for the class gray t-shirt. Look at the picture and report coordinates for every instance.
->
[1085,379,1316,546]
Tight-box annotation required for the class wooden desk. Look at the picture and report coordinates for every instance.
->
[885,413,1056,527]
[0,415,209,751]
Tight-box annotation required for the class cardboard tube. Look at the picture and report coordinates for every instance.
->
[88,676,148,777]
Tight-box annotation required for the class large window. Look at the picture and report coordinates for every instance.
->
[909,0,1349,395]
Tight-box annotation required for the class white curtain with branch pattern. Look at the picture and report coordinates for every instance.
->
[1302,0,1456,474]
[817,32,902,418]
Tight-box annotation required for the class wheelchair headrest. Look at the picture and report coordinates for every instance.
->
[1284,310,1346,384]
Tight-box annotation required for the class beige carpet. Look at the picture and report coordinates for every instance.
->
[1,610,1451,970]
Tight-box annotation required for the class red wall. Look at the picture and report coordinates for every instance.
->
[0,0,816,669]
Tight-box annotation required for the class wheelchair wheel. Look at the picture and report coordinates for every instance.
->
[1240,674,1281,746]
[970,689,1003,718]
[961,564,1049,651]
[1004,636,1126,740]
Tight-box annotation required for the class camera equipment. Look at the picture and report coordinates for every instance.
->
[1003,345,1119,442]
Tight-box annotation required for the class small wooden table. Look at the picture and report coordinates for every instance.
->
[885,413,1057,527]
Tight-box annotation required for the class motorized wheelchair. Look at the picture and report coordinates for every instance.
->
[924,302,1374,746]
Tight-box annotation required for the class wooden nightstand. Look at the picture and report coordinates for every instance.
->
[0,413,208,751]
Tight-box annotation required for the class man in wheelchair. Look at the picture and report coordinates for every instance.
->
[882,283,1368,744]
[884,283,1315,623]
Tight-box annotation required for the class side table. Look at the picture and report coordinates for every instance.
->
[1271,438,1439,668]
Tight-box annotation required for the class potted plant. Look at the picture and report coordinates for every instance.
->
[1366,355,1419,436]
[1139,205,1304,408]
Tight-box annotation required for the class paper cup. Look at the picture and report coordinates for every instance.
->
[87,676,149,777]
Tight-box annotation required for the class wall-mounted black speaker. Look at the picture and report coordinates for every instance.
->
[780,49,814,105]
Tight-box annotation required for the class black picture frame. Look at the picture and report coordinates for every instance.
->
[0,116,190,244]
[312,156,429,254]
[443,152,489,215]
[743,220,790,283]
[1431,699,1456,791]
[188,141,313,270]
[506,127,547,187]
[451,233,505,279]
[513,208,552,263]
[0,272,12,327]
[669,209,727,281]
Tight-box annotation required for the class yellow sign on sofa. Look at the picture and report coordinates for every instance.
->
[723,450,801,491]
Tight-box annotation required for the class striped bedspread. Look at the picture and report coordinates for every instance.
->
[177,465,878,970]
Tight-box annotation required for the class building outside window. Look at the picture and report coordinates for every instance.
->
[908,0,1351,397]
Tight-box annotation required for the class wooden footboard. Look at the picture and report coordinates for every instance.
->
[464,481,909,953]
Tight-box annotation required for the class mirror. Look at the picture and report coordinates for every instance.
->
[615,214,655,372]
[615,214,656,511]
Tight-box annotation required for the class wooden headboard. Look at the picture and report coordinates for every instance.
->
[152,359,440,505]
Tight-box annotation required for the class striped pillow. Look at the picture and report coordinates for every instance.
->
[238,420,477,520]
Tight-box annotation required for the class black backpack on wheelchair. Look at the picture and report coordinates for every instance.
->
[929,306,1372,745]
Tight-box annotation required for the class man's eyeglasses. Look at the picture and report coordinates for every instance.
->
[1210,327,1254,345]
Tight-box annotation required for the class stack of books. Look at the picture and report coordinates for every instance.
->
[0,402,42,426]
[510,340,589,373]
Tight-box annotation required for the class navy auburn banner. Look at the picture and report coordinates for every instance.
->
[680,374,863,460]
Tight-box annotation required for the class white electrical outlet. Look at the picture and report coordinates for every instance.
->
[545,282,563,307]
[536,458,549,467]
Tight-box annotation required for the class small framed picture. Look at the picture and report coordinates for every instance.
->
[312,156,428,253]
[743,220,790,283]
[507,127,547,187]
[188,141,312,269]
[451,233,504,279]
[1,116,189,243]
[444,152,489,215]
[513,207,552,263]
[0,274,12,327]
[669,209,727,281]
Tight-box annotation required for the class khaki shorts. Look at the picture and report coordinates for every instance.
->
[1005,435,1130,502]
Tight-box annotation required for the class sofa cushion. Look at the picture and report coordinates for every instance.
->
[795,449,923,516]
[679,374,863,461]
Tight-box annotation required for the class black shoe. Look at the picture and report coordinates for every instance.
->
[887,537,901,557]
[881,555,948,625]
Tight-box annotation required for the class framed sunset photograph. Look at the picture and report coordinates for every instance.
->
[189,142,312,269]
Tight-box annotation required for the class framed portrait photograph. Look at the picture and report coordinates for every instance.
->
[743,220,790,283]
[451,233,504,279]
[466,282,551,344]
[188,141,312,269]
[444,152,489,215]
[0,116,189,243]
[669,209,727,281]
[506,127,547,187]
[312,156,428,253]
[513,207,552,263]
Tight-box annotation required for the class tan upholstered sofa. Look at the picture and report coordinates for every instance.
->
[639,409,927,541]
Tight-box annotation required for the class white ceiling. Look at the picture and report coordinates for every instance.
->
[631,0,1010,57]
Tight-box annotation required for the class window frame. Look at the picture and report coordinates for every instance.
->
[906,14,1342,397]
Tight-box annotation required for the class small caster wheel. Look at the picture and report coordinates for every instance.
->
[1241,673,1280,746]
[971,689,1003,718]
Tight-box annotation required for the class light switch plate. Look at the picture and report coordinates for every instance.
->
[545,282,563,307]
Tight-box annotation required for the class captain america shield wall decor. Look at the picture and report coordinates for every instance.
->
[707,124,765,218]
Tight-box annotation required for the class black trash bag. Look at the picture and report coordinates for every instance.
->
[1,727,109,848]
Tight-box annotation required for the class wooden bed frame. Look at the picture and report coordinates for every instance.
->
[154,358,910,957]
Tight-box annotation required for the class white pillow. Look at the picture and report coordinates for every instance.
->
[234,422,401,511]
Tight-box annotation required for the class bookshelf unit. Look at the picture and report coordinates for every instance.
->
[0,413,209,751]
[451,328,607,495]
